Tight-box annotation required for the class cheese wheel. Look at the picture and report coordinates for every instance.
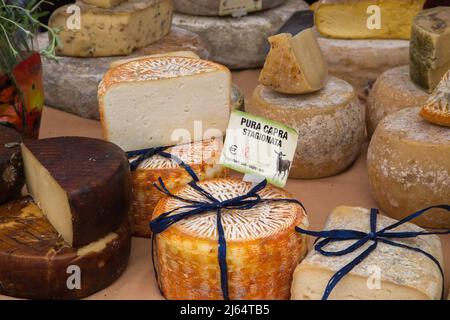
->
[172,0,309,69]
[173,0,286,16]
[292,206,443,300]
[368,107,450,228]
[22,137,131,247]
[0,197,131,299]
[131,139,227,237]
[231,83,245,111]
[367,66,429,137]
[152,178,309,300]
[316,35,409,102]
[0,126,24,205]
[247,78,366,179]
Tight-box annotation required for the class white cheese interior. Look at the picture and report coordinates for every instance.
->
[103,71,230,151]
[77,232,118,257]
[21,145,74,246]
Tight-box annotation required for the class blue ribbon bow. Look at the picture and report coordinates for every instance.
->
[150,178,306,300]
[295,205,450,300]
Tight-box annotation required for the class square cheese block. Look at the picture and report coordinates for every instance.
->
[410,7,450,92]
[99,56,231,151]
[315,0,426,39]
[21,137,131,248]
[259,28,328,94]
[49,0,173,57]
[82,0,127,8]
[291,206,444,300]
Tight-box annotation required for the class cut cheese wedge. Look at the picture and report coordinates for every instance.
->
[109,51,200,69]
[259,28,328,94]
[420,70,450,127]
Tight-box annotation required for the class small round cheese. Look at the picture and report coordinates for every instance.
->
[173,0,286,16]
[368,107,450,228]
[367,66,429,137]
[247,77,366,179]
[0,126,23,205]
[152,178,309,300]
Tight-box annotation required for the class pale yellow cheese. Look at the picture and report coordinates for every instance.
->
[259,28,328,94]
[82,0,126,8]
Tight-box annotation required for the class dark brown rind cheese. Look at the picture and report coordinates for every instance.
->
[0,197,131,299]
[23,137,131,247]
[0,126,24,205]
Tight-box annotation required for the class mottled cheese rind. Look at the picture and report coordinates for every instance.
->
[420,70,450,127]
[367,66,429,136]
[82,0,126,8]
[410,7,450,92]
[291,206,443,300]
[49,0,173,57]
[315,0,426,39]
[368,107,450,228]
[173,0,286,16]
[152,178,309,300]
[131,139,227,237]
[0,197,131,300]
[248,78,366,179]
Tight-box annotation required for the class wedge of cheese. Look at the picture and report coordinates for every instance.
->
[259,28,328,94]
[99,56,231,151]
[292,206,444,300]
[82,0,126,8]
[21,137,131,247]
[315,0,426,40]
[49,0,173,57]
[420,70,450,127]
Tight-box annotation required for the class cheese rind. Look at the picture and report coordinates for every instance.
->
[368,107,450,228]
[420,70,450,127]
[99,57,231,151]
[410,7,450,92]
[82,0,126,8]
[153,178,309,300]
[291,206,443,300]
[49,0,173,57]
[367,66,429,136]
[259,29,328,94]
[248,78,365,179]
[315,0,426,39]
[173,0,286,16]
[109,50,200,69]
[0,126,24,205]
[0,197,131,299]
[22,137,131,247]
[130,139,227,237]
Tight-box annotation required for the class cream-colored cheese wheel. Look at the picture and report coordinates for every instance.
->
[368,107,450,228]
[247,77,366,179]
[367,66,429,137]
[152,178,309,300]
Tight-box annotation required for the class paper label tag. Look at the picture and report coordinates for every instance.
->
[220,110,298,188]
[219,0,262,16]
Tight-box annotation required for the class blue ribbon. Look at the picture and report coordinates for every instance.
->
[150,178,306,300]
[295,205,450,300]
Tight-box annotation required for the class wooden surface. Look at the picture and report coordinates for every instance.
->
[1,69,448,299]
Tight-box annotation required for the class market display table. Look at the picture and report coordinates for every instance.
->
[1,70,448,300]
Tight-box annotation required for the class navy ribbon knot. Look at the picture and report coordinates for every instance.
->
[295,205,450,300]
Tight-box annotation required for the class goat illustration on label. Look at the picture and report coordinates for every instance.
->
[220,110,298,187]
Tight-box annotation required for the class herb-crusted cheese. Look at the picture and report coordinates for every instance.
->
[49,0,173,57]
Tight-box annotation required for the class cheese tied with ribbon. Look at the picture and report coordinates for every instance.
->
[151,178,309,300]
[420,70,450,127]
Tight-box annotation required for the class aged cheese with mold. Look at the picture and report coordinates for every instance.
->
[367,66,429,136]
[131,139,227,237]
[291,206,443,300]
[0,197,131,299]
[247,77,365,179]
[0,126,24,205]
[315,0,426,39]
[82,0,126,8]
[21,137,131,247]
[259,29,328,94]
[49,0,173,57]
[173,0,286,16]
[99,56,231,151]
[368,107,450,228]
[153,178,309,300]
[420,69,450,127]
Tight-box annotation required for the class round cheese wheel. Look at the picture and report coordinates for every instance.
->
[39,27,211,120]
[131,139,226,237]
[367,66,429,137]
[316,35,409,103]
[172,0,309,69]
[368,107,450,228]
[0,126,23,205]
[247,78,366,179]
[173,0,286,16]
[0,197,131,299]
[231,83,245,111]
[152,178,309,300]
